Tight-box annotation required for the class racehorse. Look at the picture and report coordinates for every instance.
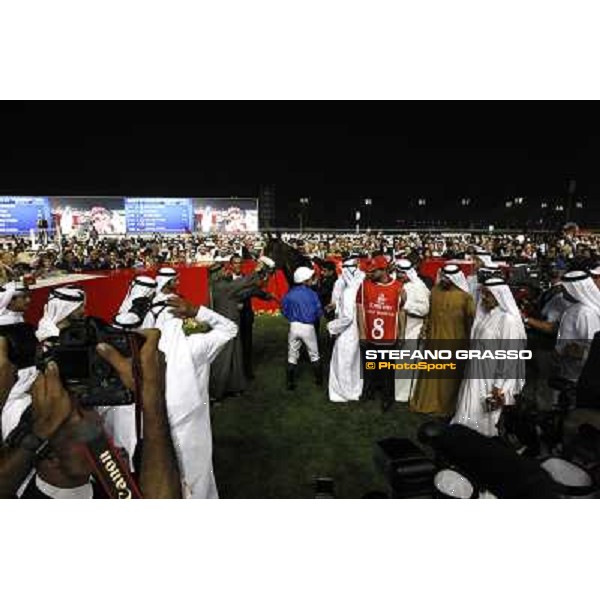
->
[264,235,313,287]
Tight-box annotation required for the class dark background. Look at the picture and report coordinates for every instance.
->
[1,102,598,228]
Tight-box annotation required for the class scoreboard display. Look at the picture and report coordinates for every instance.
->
[125,197,193,233]
[0,196,51,234]
[0,196,259,235]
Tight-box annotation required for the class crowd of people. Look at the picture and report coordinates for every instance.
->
[1,223,600,498]
[0,224,599,283]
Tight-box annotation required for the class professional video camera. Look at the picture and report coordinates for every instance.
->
[37,316,143,407]
[477,267,504,284]
[507,263,543,289]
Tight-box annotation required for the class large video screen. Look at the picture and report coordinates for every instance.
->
[0,196,260,236]
[50,197,126,236]
[0,196,51,234]
[192,198,258,233]
[125,197,193,233]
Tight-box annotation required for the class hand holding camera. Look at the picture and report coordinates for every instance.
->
[97,328,165,409]
[37,316,143,407]
[31,361,74,440]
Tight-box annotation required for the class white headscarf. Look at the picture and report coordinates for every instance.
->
[36,287,86,342]
[113,311,144,330]
[396,258,419,282]
[438,264,470,294]
[117,275,157,315]
[473,277,526,338]
[341,257,360,285]
[156,267,178,294]
[475,252,497,268]
[0,282,28,325]
[150,293,204,424]
[562,271,600,314]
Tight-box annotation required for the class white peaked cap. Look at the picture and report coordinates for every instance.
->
[294,266,314,284]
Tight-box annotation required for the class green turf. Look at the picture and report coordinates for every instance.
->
[211,315,429,498]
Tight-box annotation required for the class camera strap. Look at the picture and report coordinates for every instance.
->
[148,301,170,322]
[79,421,143,499]
[130,336,144,445]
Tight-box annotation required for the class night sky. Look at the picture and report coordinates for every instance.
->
[1,102,598,227]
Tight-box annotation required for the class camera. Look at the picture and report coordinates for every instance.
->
[37,316,143,407]
[0,322,38,370]
[477,267,503,284]
[508,264,542,289]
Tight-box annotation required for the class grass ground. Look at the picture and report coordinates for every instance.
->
[211,315,429,498]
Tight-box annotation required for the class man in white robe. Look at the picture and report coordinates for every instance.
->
[555,271,600,384]
[101,276,158,466]
[0,283,37,441]
[452,278,527,437]
[142,294,238,498]
[327,259,365,402]
[394,259,430,402]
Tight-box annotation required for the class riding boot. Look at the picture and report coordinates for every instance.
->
[287,363,297,391]
[312,360,323,386]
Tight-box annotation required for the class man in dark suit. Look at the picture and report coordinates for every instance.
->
[230,255,274,380]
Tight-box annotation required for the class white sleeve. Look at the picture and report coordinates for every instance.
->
[403,283,430,317]
[328,286,358,336]
[188,306,238,364]
[327,313,353,336]
[331,278,344,311]
[492,317,526,402]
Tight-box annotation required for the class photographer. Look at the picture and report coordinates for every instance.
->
[1,329,181,499]
[554,271,600,385]
[0,357,72,498]
[2,287,87,442]
[522,270,570,411]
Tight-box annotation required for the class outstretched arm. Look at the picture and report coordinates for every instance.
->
[167,298,238,363]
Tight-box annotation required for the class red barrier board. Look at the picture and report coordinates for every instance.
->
[23,259,479,325]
